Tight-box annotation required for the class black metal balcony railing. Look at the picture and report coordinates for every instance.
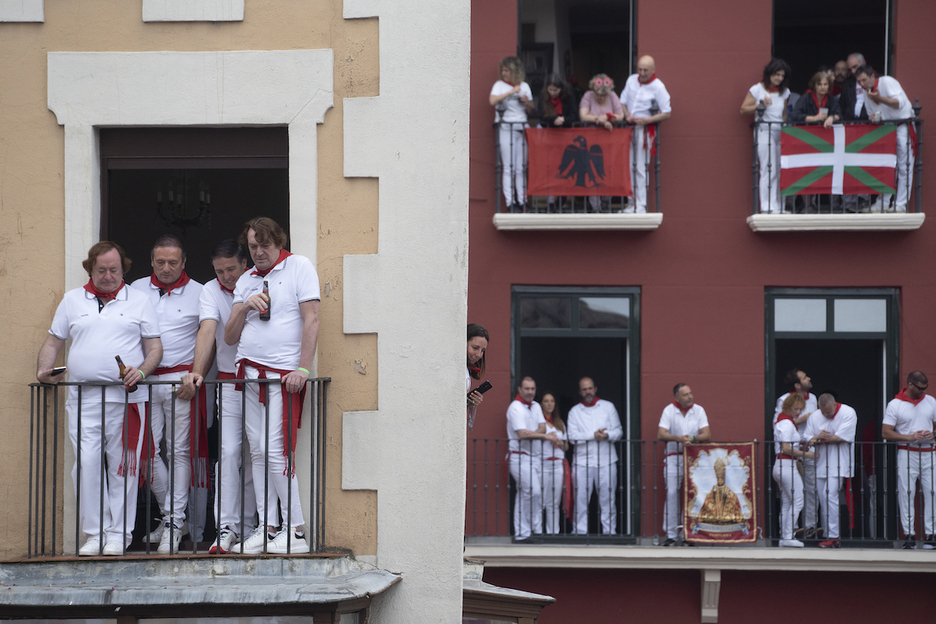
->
[751,103,923,215]
[494,119,662,215]
[27,376,329,558]
[466,438,935,548]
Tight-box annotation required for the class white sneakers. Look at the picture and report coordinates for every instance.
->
[157,522,183,554]
[209,527,239,554]
[102,541,124,556]
[241,526,309,554]
[78,537,101,556]
[779,538,805,548]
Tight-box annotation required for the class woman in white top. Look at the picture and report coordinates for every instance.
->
[466,323,489,427]
[772,393,815,547]
[539,392,569,534]
[740,58,791,213]
[490,57,534,212]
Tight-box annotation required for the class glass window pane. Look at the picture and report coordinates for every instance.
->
[579,297,630,329]
[774,298,826,332]
[520,297,571,329]
[834,299,887,332]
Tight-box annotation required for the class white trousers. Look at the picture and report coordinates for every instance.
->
[816,476,842,539]
[68,400,145,546]
[663,454,684,539]
[541,458,565,535]
[498,123,526,205]
[773,459,804,540]
[882,124,911,211]
[896,448,935,537]
[147,372,192,529]
[627,125,650,213]
[244,367,304,529]
[509,453,542,539]
[215,383,257,532]
[573,462,617,534]
[756,123,782,213]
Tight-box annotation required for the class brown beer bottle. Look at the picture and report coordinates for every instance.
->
[115,355,137,393]
[259,280,271,321]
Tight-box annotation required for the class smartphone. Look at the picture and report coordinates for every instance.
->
[469,380,493,396]
[51,366,67,376]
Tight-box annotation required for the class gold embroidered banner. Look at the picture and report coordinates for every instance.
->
[683,442,757,544]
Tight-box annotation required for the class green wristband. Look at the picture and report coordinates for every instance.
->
[297,367,311,377]
[139,371,146,380]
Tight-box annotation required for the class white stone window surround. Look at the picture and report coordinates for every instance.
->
[0,0,43,22]
[47,49,333,550]
[143,0,244,22]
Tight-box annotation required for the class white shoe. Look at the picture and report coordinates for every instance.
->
[779,539,805,548]
[78,537,102,556]
[241,526,276,554]
[157,522,182,554]
[209,528,238,554]
[102,541,124,556]
[267,527,310,554]
[147,519,187,543]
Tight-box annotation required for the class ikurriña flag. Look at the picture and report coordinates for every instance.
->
[526,127,633,197]
[780,124,897,195]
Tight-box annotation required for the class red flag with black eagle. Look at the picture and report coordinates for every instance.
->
[526,127,633,197]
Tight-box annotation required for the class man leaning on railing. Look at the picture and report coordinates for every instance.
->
[35,241,163,556]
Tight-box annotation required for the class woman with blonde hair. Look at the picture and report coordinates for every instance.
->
[773,392,815,547]
[490,57,534,212]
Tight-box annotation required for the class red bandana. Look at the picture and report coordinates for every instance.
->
[672,400,692,414]
[219,281,235,295]
[767,85,780,93]
[550,96,563,116]
[581,396,600,408]
[503,80,516,87]
[873,77,880,92]
[832,403,842,418]
[84,278,125,301]
[776,413,796,425]
[638,73,657,85]
[895,388,925,406]
[251,249,292,277]
[514,393,532,407]
[544,412,553,423]
[806,89,828,111]
[151,271,191,295]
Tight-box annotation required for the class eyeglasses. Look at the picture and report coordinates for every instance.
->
[911,382,929,392]
[594,77,612,89]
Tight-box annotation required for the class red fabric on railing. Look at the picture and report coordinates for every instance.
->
[526,127,633,197]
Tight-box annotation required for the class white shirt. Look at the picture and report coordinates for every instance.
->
[883,392,936,449]
[491,80,532,123]
[49,285,160,404]
[198,279,238,374]
[539,421,567,461]
[620,74,671,118]
[804,403,857,478]
[234,254,321,370]
[773,415,802,457]
[863,76,914,121]
[774,392,819,434]
[567,399,623,467]
[506,399,546,455]
[658,403,709,455]
[749,83,790,123]
[130,276,202,370]
[854,82,866,118]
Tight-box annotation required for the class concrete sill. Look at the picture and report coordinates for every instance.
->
[747,213,925,232]
[493,213,663,231]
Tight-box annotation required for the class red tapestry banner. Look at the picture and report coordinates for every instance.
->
[683,443,757,544]
[526,127,633,197]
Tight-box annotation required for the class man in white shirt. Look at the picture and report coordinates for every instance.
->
[505,376,557,541]
[181,240,257,554]
[856,65,915,212]
[658,383,711,546]
[620,55,671,213]
[131,235,203,554]
[225,217,320,554]
[774,368,819,536]
[567,377,623,535]
[882,371,936,549]
[804,393,857,548]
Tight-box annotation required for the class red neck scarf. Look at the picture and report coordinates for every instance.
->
[151,271,191,295]
[550,96,563,116]
[672,400,691,415]
[251,248,292,277]
[832,402,842,418]
[514,393,532,408]
[807,89,828,111]
[895,388,925,406]
[219,281,235,295]
[84,278,125,301]
[581,396,599,408]
[777,412,796,425]
[767,84,780,93]
[873,77,880,92]
[544,412,553,423]
[503,80,516,87]
[639,73,657,85]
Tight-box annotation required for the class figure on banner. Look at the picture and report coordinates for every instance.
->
[697,457,745,525]
[558,136,605,189]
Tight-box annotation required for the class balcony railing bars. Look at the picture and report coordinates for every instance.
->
[467,438,934,548]
[27,377,328,558]
[751,102,923,215]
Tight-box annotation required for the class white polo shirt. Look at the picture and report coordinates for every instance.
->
[131,276,202,369]
[49,285,159,404]
[199,279,239,374]
[658,403,709,455]
[567,399,623,467]
[804,403,857,478]
[506,398,546,455]
[620,74,672,118]
[774,415,802,457]
[234,253,321,370]
[863,76,914,121]
[883,391,936,449]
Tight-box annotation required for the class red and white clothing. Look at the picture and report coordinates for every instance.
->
[199,278,240,374]
[774,392,819,529]
[863,76,914,211]
[49,285,159,546]
[234,253,321,532]
[749,83,790,213]
[131,275,203,530]
[506,397,546,539]
[884,390,936,537]
[658,402,709,540]
[568,399,622,535]
[804,403,857,539]
[773,414,804,541]
[539,421,568,535]
[620,74,671,213]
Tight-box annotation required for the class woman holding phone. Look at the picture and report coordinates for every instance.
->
[467,323,490,427]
